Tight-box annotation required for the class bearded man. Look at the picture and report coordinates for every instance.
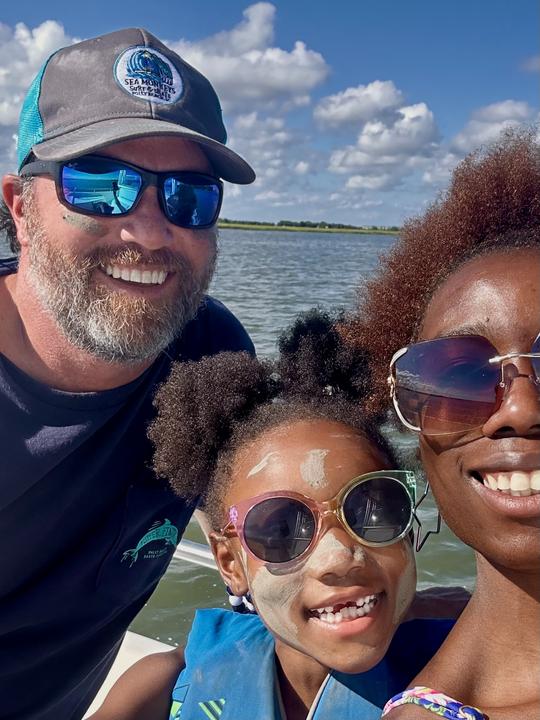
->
[0,28,254,720]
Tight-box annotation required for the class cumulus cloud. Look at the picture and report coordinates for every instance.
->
[0,21,74,170]
[328,101,439,191]
[313,80,404,127]
[170,3,329,112]
[451,100,535,153]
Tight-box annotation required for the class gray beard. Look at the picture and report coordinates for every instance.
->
[26,222,217,364]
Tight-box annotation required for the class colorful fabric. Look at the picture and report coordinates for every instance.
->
[170,610,454,719]
[382,686,488,719]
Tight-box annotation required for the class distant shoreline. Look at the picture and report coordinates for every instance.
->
[218,222,399,235]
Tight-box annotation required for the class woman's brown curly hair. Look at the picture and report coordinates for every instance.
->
[149,309,397,529]
[343,127,540,417]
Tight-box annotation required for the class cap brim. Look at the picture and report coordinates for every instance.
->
[31,117,255,184]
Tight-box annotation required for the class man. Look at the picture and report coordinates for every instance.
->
[0,28,255,720]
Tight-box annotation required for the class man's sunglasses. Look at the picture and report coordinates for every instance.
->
[20,155,223,230]
[222,471,416,565]
[388,334,540,436]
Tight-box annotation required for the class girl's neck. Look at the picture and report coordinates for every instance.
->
[274,641,329,720]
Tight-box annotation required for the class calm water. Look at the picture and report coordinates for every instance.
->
[0,229,476,645]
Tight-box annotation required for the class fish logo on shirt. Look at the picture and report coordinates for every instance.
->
[121,519,178,567]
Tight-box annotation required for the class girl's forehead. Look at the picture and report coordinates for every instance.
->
[230,419,388,501]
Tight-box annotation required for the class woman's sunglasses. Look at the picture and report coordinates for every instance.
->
[20,155,223,230]
[388,334,540,436]
[222,471,416,565]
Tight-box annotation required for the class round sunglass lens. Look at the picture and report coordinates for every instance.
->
[243,498,315,563]
[163,177,220,227]
[343,477,412,544]
[62,159,141,216]
[395,336,501,435]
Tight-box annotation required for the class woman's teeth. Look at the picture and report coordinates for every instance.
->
[481,470,540,496]
[310,594,379,624]
[104,265,168,285]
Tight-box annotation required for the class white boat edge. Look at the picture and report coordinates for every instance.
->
[84,539,217,717]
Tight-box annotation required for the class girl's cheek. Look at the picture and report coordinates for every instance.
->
[250,564,303,644]
[392,542,417,624]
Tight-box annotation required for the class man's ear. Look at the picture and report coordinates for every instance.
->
[2,174,29,247]
[209,531,249,598]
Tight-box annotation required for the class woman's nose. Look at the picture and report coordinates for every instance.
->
[482,360,540,438]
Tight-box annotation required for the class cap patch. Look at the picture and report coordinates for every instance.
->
[114,45,183,104]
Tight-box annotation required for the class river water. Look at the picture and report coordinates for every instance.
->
[1,228,476,646]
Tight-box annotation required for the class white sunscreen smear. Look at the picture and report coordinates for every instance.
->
[247,452,280,478]
[304,532,366,573]
[251,564,302,642]
[300,449,329,489]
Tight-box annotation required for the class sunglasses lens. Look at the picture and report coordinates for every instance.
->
[62,159,142,215]
[533,335,540,378]
[163,176,221,228]
[243,498,315,563]
[343,476,412,544]
[395,336,501,435]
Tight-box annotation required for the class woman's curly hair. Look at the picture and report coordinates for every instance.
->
[343,127,540,417]
[149,309,396,529]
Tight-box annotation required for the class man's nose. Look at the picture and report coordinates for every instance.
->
[118,187,175,250]
[482,360,540,438]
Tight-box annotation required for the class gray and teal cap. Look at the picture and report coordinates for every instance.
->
[16,27,255,184]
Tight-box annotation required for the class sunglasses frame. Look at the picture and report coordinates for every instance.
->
[222,470,417,565]
[388,333,540,436]
[20,155,224,230]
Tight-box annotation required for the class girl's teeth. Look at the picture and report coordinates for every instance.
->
[312,595,379,623]
[482,470,540,496]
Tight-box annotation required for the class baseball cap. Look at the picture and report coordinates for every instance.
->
[17,27,255,184]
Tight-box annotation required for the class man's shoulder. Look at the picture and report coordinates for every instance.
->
[0,256,18,277]
[170,296,255,361]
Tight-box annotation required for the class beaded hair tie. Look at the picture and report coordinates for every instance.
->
[382,687,488,719]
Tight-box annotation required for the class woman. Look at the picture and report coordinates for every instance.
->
[346,130,539,719]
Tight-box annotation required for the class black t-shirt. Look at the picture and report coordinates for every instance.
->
[0,259,254,719]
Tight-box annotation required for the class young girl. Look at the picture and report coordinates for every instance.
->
[89,311,454,720]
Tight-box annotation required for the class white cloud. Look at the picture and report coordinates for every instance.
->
[314,80,404,127]
[451,100,534,153]
[521,55,540,72]
[0,21,74,171]
[0,21,73,126]
[294,160,309,174]
[171,3,329,112]
[328,101,439,191]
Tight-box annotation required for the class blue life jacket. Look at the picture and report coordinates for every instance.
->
[170,608,453,719]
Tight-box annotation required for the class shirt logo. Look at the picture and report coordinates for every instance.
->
[122,518,178,567]
[115,46,183,104]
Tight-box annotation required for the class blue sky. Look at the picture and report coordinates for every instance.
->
[0,1,538,225]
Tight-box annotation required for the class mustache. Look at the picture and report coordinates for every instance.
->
[87,244,194,272]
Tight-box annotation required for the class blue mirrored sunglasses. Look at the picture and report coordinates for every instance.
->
[20,155,223,230]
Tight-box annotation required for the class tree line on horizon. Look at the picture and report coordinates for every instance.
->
[220,218,401,231]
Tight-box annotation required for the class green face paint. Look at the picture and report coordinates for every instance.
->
[62,212,107,237]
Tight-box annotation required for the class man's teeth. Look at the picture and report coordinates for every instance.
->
[104,265,168,285]
[311,595,379,624]
[481,470,540,496]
